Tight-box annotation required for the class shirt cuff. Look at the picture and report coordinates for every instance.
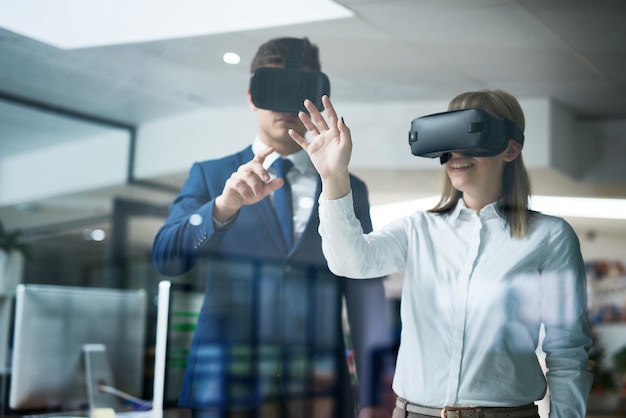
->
[318,190,355,221]
[213,212,237,230]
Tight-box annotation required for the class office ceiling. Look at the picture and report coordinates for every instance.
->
[1,0,626,242]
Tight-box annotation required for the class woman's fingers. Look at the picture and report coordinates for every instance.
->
[337,114,350,136]
[304,99,330,132]
[288,128,309,151]
[294,96,348,159]
[301,95,342,136]
[321,95,339,125]
[297,111,319,138]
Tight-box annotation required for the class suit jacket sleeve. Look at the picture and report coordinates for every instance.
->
[152,161,233,276]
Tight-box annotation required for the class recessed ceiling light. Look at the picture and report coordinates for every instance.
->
[90,229,106,242]
[0,0,353,49]
[223,52,241,65]
[82,228,106,241]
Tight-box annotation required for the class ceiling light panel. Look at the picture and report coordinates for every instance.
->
[0,0,353,49]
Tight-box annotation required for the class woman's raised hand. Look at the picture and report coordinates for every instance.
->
[288,95,352,199]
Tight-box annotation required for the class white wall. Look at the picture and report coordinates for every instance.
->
[0,129,129,206]
[581,120,626,183]
[133,105,257,179]
[6,96,621,206]
[133,97,560,179]
[2,96,622,207]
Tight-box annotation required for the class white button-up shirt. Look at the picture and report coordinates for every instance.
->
[319,191,592,418]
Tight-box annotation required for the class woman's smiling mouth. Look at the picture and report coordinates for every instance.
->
[450,161,474,169]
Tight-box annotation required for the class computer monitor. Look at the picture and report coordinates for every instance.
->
[9,284,147,413]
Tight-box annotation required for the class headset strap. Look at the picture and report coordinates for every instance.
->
[504,118,525,145]
[284,38,304,69]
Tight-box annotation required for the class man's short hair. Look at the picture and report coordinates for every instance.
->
[250,37,321,73]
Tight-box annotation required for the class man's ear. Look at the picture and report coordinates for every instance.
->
[503,139,522,162]
[246,89,258,111]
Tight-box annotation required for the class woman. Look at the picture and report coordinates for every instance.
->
[288,91,592,418]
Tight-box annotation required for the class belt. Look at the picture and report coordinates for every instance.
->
[395,398,538,418]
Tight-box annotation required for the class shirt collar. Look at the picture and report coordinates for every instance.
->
[448,198,506,225]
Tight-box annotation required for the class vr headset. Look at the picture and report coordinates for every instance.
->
[249,38,330,114]
[408,108,524,164]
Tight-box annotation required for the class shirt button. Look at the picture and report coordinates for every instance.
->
[284,264,293,273]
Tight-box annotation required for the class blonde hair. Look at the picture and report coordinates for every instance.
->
[429,89,533,238]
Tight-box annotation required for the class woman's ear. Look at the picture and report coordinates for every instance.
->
[503,139,522,162]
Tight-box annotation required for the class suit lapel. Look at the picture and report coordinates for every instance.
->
[257,196,290,253]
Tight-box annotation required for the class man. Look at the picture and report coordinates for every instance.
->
[152,37,391,418]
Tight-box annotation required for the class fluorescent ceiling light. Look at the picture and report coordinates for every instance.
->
[371,195,626,230]
[0,0,353,49]
[530,196,626,221]
[370,196,439,230]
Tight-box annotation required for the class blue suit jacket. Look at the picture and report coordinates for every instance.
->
[152,146,390,413]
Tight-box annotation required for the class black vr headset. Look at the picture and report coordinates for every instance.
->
[249,38,330,114]
[408,108,524,164]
